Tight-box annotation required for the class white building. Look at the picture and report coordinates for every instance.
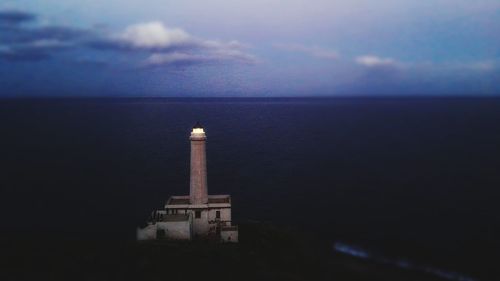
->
[137,123,238,242]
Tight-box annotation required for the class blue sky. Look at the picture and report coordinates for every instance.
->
[1,0,499,97]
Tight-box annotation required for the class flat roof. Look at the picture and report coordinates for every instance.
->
[169,198,190,205]
[167,195,231,205]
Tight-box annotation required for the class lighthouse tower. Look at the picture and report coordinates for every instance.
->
[189,122,208,204]
[137,123,238,242]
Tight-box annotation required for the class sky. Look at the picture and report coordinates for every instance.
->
[0,0,499,97]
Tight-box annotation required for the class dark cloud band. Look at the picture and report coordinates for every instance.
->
[0,10,36,25]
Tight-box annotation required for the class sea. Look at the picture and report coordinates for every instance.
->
[1,97,499,280]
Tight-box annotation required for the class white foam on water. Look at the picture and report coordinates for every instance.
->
[333,242,477,281]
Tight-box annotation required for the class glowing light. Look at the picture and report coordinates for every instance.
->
[192,128,205,134]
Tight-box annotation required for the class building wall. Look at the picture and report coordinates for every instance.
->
[165,207,232,237]
[137,224,157,240]
[207,208,231,223]
[192,209,210,236]
[191,207,232,236]
[157,220,192,240]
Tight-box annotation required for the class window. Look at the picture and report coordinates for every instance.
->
[216,210,221,219]
[195,210,201,219]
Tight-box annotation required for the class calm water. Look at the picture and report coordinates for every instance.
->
[1,98,499,279]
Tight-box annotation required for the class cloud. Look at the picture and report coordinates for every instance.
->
[91,21,259,67]
[0,13,257,67]
[144,52,206,66]
[440,60,497,72]
[87,21,257,67]
[93,23,178,50]
[274,43,339,59]
[0,24,89,61]
[0,9,92,62]
[0,47,49,61]
[0,26,84,53]
[7,26,88,45]
[90,21,194,51]
[118,21,191,49]
[0,38,75,62]
[144,48,257,67]
[338,57,500,95]
[355,55,397,67]
[0,10,36,26]
[209,47,258,64]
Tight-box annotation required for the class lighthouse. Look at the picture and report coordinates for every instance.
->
[189,122,208,205]
[137,123,238,242]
